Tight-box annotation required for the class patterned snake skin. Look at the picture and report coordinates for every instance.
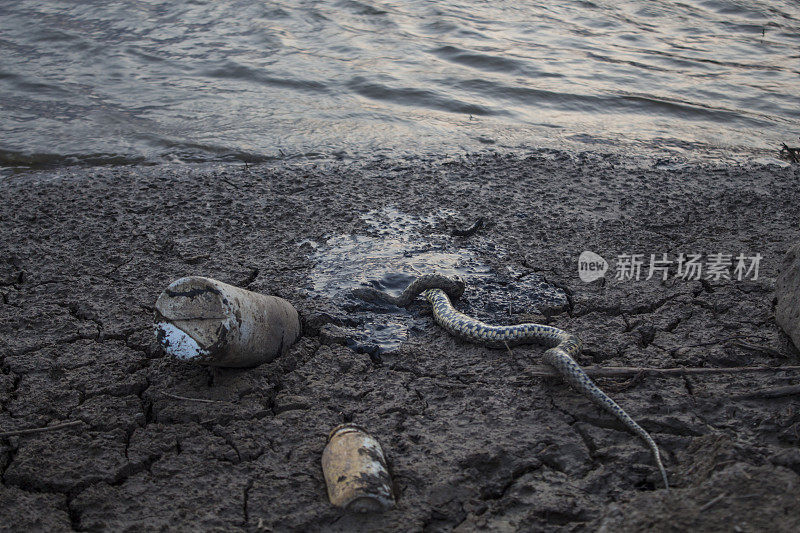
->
[355,274,669,490]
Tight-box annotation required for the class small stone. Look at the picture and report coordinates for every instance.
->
[775,243,800,351]
[319,324,349,346]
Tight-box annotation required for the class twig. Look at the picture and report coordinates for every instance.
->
[104,255,134,277]
[699,492,727,512]
[524,365,800,378]
[780,143,800,163]
[732,384,800,400]
[160,391,222,404]
[604,370,646,393]
[503,341,514,358]
[730,341,785,358]
[452,217,484,237]
[0,420,83,438]
[504,341,525,372]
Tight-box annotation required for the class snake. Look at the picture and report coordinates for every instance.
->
[353,273,669,490]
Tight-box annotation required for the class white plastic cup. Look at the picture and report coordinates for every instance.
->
[154,276,300,367]
[321,424,395,513]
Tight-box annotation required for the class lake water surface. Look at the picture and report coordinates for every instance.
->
[2,0,799,169]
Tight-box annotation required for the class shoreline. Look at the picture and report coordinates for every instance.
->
[1,152,799,530]
[1,142,795,178]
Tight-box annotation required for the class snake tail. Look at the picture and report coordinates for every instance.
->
[542,347,669,490]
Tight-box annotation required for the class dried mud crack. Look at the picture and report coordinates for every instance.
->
[1,152,800,531]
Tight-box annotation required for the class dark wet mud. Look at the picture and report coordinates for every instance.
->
[309,205,567,355]
[2,152,800,531]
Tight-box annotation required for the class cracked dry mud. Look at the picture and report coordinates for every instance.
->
[1,152,800,531]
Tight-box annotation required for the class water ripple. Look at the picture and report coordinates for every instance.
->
[1,0,798,168]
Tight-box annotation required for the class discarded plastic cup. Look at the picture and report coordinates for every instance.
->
[321,424,395,513]
[154,276,300,367]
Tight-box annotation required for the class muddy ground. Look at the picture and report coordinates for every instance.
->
[1,152,800,532]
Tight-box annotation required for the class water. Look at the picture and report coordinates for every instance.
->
[2,0,799,169]
[308,207,567,354]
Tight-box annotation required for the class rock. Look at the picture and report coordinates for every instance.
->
[318,323,349,346]
[770,448,800,476]
[776,243,800,351]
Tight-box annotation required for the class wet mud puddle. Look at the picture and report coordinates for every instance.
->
[306,207,567,355]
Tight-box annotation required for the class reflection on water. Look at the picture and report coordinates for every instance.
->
[1,0,799,168]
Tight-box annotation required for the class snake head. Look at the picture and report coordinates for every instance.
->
[351,287,382,303]
[447,274,466,300]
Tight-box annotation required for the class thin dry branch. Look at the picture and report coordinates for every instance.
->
[0,420,84,438]
[526,365,800,379]
[732,384,800,400]
[699,492,727,511]
[160,391,223,404]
